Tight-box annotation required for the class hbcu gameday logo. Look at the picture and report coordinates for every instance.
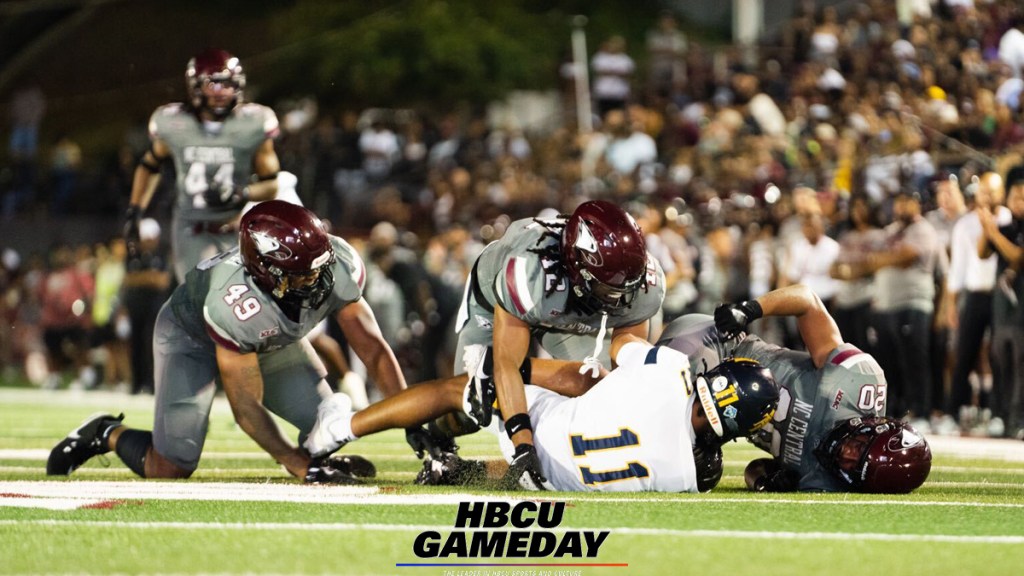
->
[411,501,609,559]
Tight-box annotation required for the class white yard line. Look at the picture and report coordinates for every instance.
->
[0,519,1021,545]
[0,481,1022,508]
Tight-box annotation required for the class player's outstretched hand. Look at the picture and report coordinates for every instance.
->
[304,456,361,485]
[714,300,763,339]
[501,444,550,491]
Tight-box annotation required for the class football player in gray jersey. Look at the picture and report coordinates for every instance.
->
[658,284,931,493]
[48,202,407,484]
[123,49,282,282]
[416,200,666,489]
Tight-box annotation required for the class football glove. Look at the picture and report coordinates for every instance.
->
[405,425,458,460]
[501,443,550,491]
[325,454,377,479]
[750,458,799,492]
[714,300,763,339]
[203,181,249,208]
[414,452,486,486]
[123,206,142,256]
[304,456,361,485]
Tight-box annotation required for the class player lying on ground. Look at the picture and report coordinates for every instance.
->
[47,201,406,484]
[657,283,932,493]
[304,341,779,492]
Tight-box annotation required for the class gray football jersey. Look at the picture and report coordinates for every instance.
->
[149,102,279,222]
[473,217,665,336]
[657,314,887,491]
[166,236,365,354]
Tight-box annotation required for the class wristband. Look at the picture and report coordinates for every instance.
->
[504,413,532,439]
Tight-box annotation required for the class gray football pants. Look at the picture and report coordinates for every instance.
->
[152,302,330,472]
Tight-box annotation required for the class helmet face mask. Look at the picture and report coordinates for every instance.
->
[695,358,779,443]
[186,49,245,119]
[240,201,335,311]
[815,416,932,493]
[561,201,648,314]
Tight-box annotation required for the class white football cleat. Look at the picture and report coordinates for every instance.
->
[304,393,356,458]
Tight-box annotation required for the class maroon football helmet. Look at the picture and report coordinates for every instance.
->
[186,48,245,118]
[815,416,932,493]
[239,201,335,309]
[560,200,648,313]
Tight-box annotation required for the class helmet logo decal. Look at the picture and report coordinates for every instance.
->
[711,375,728,392]
[696,376,724,437]
[893,430,923,450]
[723,405,738,419]
[574,221,603,267]
[311,250,331,269]
[251,231,292,260]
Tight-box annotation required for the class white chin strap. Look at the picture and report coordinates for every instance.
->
[695,376,724,438]
[579,312,608,378]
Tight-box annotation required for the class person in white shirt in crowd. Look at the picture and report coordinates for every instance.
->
[998,18,1024,79]
[603,108,657,178]
[591,35,635,119]
[782,212,840,309]
[945,171,1012,431]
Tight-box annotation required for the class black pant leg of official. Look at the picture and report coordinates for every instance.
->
[900,309,934,417]
[873,310,904,417]
[930,325,950,416]
[1006,326,1024,436]
[948,291,993,415]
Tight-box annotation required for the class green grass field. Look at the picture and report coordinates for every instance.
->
[1,387,1023,576]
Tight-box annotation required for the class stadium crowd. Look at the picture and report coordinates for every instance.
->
[3,0,1024,441]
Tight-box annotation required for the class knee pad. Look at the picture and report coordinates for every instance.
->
[115,429,153,478]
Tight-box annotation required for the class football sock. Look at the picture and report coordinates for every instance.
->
[115,429,153,478]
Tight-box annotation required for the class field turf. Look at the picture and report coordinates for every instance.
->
[1,387,1022,575]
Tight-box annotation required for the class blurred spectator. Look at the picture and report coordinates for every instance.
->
[90,238,129,390]
[998,18,1024,78]
[49,134,83,215]
[121,219,170,394]
[360,117,400,183]
[602,108,658,179]
[4,83,46,218]
[946,172,1011,428]
[38,244,95,390]
[979,166,1024,438]
[782,212,840,308]
[591,35,635,118]
[925,174,966,424]
[646,11,687,99]
[864,191,940,421]
[830,195,886,353]
[331,110,366,227]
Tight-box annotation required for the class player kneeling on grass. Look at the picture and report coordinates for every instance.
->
[303,341,779,492]
[657,283,932,493]
[47,201,406,484]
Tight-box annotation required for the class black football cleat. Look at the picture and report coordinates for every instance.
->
[46,413,124,476]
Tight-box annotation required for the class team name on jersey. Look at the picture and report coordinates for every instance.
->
[781,397,814,467]
[184,146,236,164]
